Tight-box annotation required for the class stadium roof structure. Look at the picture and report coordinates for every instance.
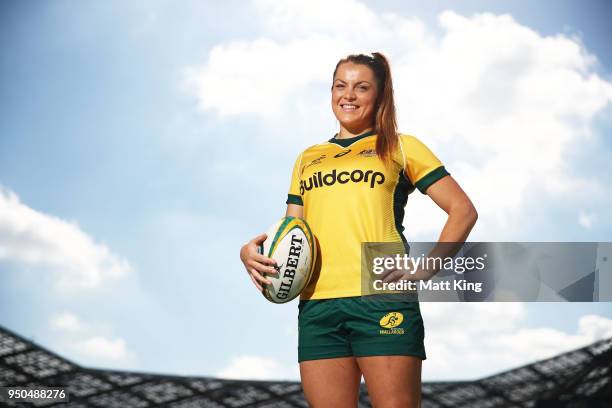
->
[1,325,611,407]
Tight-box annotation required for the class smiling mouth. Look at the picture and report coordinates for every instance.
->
[340,103,359,112]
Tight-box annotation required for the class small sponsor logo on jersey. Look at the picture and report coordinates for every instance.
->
[334,149,352,158]
[303,155,327,171]
[379,312,405,335]
[358,149,377,157]
[299,169,385,194]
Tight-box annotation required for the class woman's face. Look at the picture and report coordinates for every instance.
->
[331,62,378,133]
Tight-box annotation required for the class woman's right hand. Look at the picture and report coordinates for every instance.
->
[240,233,278,292]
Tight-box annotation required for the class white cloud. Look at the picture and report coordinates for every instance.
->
[0,187,132,290]
[184,2,612,239]
[74,336,135,363]
[185,0,427,118]
[48,311,138,369]
[216,355,298,380]
[421,303,612,380]
[50,312,84,333]
[184,35,351,117]
[422,302,526,333]
[253,0,428,46]
[392,11,612,238]
[578,211,593,229]
[578,314,612,339]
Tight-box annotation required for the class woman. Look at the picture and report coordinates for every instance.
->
[240,53,477,408]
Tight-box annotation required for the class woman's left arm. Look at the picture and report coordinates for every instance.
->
[382,175,478,283]
[426,175,478,242]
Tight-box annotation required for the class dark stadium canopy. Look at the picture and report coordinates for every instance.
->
[0,325,611,407]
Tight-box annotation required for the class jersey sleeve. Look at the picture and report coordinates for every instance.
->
[286,152,304,206]
[399,134,450,194]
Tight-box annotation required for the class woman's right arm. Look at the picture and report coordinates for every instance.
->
[285,203,303,218]
[240,204,304,292]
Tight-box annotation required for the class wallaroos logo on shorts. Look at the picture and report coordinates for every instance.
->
[379,312,405,335]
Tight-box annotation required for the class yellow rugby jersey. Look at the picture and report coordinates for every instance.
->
[286,131,449,300]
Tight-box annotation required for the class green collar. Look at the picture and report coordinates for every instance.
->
[329,130,375,147]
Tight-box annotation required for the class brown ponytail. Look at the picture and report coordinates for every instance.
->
[332,52,398,163]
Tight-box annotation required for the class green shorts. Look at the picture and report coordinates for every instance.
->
[298,295,426,362]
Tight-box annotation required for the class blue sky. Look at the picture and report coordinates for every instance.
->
[1,0,612,381]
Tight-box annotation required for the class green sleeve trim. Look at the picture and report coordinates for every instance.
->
[415,166,450,194]
[286,194,303,206]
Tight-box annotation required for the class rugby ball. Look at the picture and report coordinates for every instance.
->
[258,217,317,303]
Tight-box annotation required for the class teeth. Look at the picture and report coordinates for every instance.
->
[342,104,357,111]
